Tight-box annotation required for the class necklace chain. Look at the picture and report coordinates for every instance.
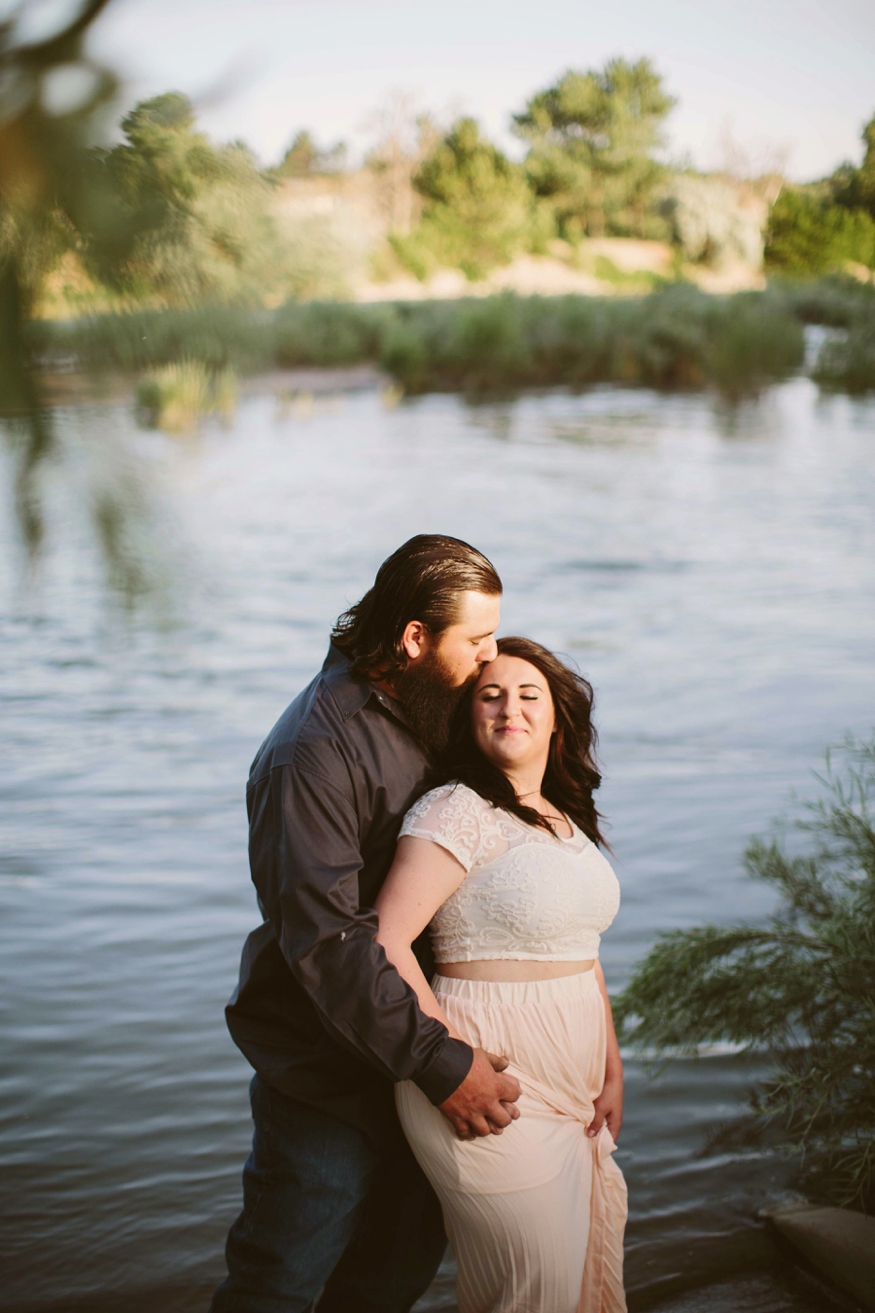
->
[515,789,570,831]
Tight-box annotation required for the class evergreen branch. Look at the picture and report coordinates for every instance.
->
[614,734,875,1211]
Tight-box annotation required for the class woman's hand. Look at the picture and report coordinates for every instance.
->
[588,1073,623,1142]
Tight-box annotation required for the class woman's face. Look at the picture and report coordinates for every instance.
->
[471,654,556,779]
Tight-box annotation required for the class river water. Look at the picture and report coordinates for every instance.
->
[1,376,874,1312]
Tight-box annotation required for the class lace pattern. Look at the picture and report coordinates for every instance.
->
[398,783,621,963]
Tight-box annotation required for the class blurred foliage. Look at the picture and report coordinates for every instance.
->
[273,299,393,366]
[513,58,675,241]
[766,112,875,278]
[379,286,803,396]
[614,736,875,1213]
[391,118,546,281]
[777,274,875,392]
[771,272,875,327]
[33,284,817,399]
[830,114,875,219]
[0,0,131,572]
[813,322,875,393]
[34,302,275,372]
[90,92,301,305]
[38,277,875,397]
[765,189,875,276]
[271,129,347,179]
[135,360,236,432]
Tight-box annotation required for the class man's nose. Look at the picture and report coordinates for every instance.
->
[480,637,498,663]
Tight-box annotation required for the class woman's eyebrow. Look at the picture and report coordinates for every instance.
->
[519,682,543,690]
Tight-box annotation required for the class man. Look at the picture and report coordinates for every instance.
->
[211,535,521,1313]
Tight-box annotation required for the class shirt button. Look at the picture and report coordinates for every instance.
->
[340,931,346,941]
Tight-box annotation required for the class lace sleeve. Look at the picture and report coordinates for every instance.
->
[398,783,485,873]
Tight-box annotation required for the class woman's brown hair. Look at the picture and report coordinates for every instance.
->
[439,635,607,848]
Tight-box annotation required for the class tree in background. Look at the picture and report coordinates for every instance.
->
[92,92,293,305]
[513,58,675,240]
[615,735,875,1213]
[765,188,875,276]
[273,129,347,179]
[766,110,875,278]
[831,114,875,220]
[391,118,541,281]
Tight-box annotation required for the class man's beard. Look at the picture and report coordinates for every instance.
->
[395,650,473,754]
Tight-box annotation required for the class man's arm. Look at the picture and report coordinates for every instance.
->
[249,761,472,1104]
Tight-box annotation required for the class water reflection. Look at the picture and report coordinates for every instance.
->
[1,377,874,1311]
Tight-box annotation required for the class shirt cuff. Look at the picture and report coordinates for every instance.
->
[413,1036,474,1106]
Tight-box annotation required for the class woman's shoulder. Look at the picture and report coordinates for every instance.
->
[402,781,491,826]
[399,782,495,872]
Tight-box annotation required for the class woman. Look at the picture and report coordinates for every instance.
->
[375,636,627,1313]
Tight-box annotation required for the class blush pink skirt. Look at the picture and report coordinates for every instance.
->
[396,971,627,1313]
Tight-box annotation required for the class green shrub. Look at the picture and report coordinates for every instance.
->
[273,301,392,367]
[614,735,875,1212]
[765,189,875,276]
[812,323,875,392]
[35,305,273,374]
[136,360,237,432]
[90,94,312,306]
[378,286,803,396]
[394,119,538,281]
[34,281,874,400]
[769,274,875,329]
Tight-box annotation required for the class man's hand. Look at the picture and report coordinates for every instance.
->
[439,1049,521,1140]
[588,1073,623,1142]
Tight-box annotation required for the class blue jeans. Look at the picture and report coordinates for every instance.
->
[209,1075,446,1313]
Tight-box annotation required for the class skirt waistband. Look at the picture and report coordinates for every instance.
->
[432,969,599,1006]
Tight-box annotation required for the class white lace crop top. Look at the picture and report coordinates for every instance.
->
[398,782,620,963]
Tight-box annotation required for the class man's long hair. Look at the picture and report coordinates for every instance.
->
[332,535,502,681]
[439,635,608,848]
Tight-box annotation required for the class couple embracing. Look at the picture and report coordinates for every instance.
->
[210,535,627,1313]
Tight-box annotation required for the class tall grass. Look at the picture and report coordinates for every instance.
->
[29,277,875,398]
[136,361,237,433]
[380,287,804,395]
[35,306,275,375]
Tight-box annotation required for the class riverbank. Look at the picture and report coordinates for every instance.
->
[29,277,875,400]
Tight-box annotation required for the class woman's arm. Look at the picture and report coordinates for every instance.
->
[374,835,469,1042]
[589,960,624,1141]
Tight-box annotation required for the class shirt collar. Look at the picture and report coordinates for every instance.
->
[322,643,413,730]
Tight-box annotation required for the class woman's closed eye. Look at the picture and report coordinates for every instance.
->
[479,691,541,702]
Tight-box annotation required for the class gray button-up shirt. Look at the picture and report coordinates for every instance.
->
[226,644,474,1144]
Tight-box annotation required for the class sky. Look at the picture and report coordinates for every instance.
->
[61,0,875,180]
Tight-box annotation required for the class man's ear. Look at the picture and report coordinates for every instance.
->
[400,620,429,661]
